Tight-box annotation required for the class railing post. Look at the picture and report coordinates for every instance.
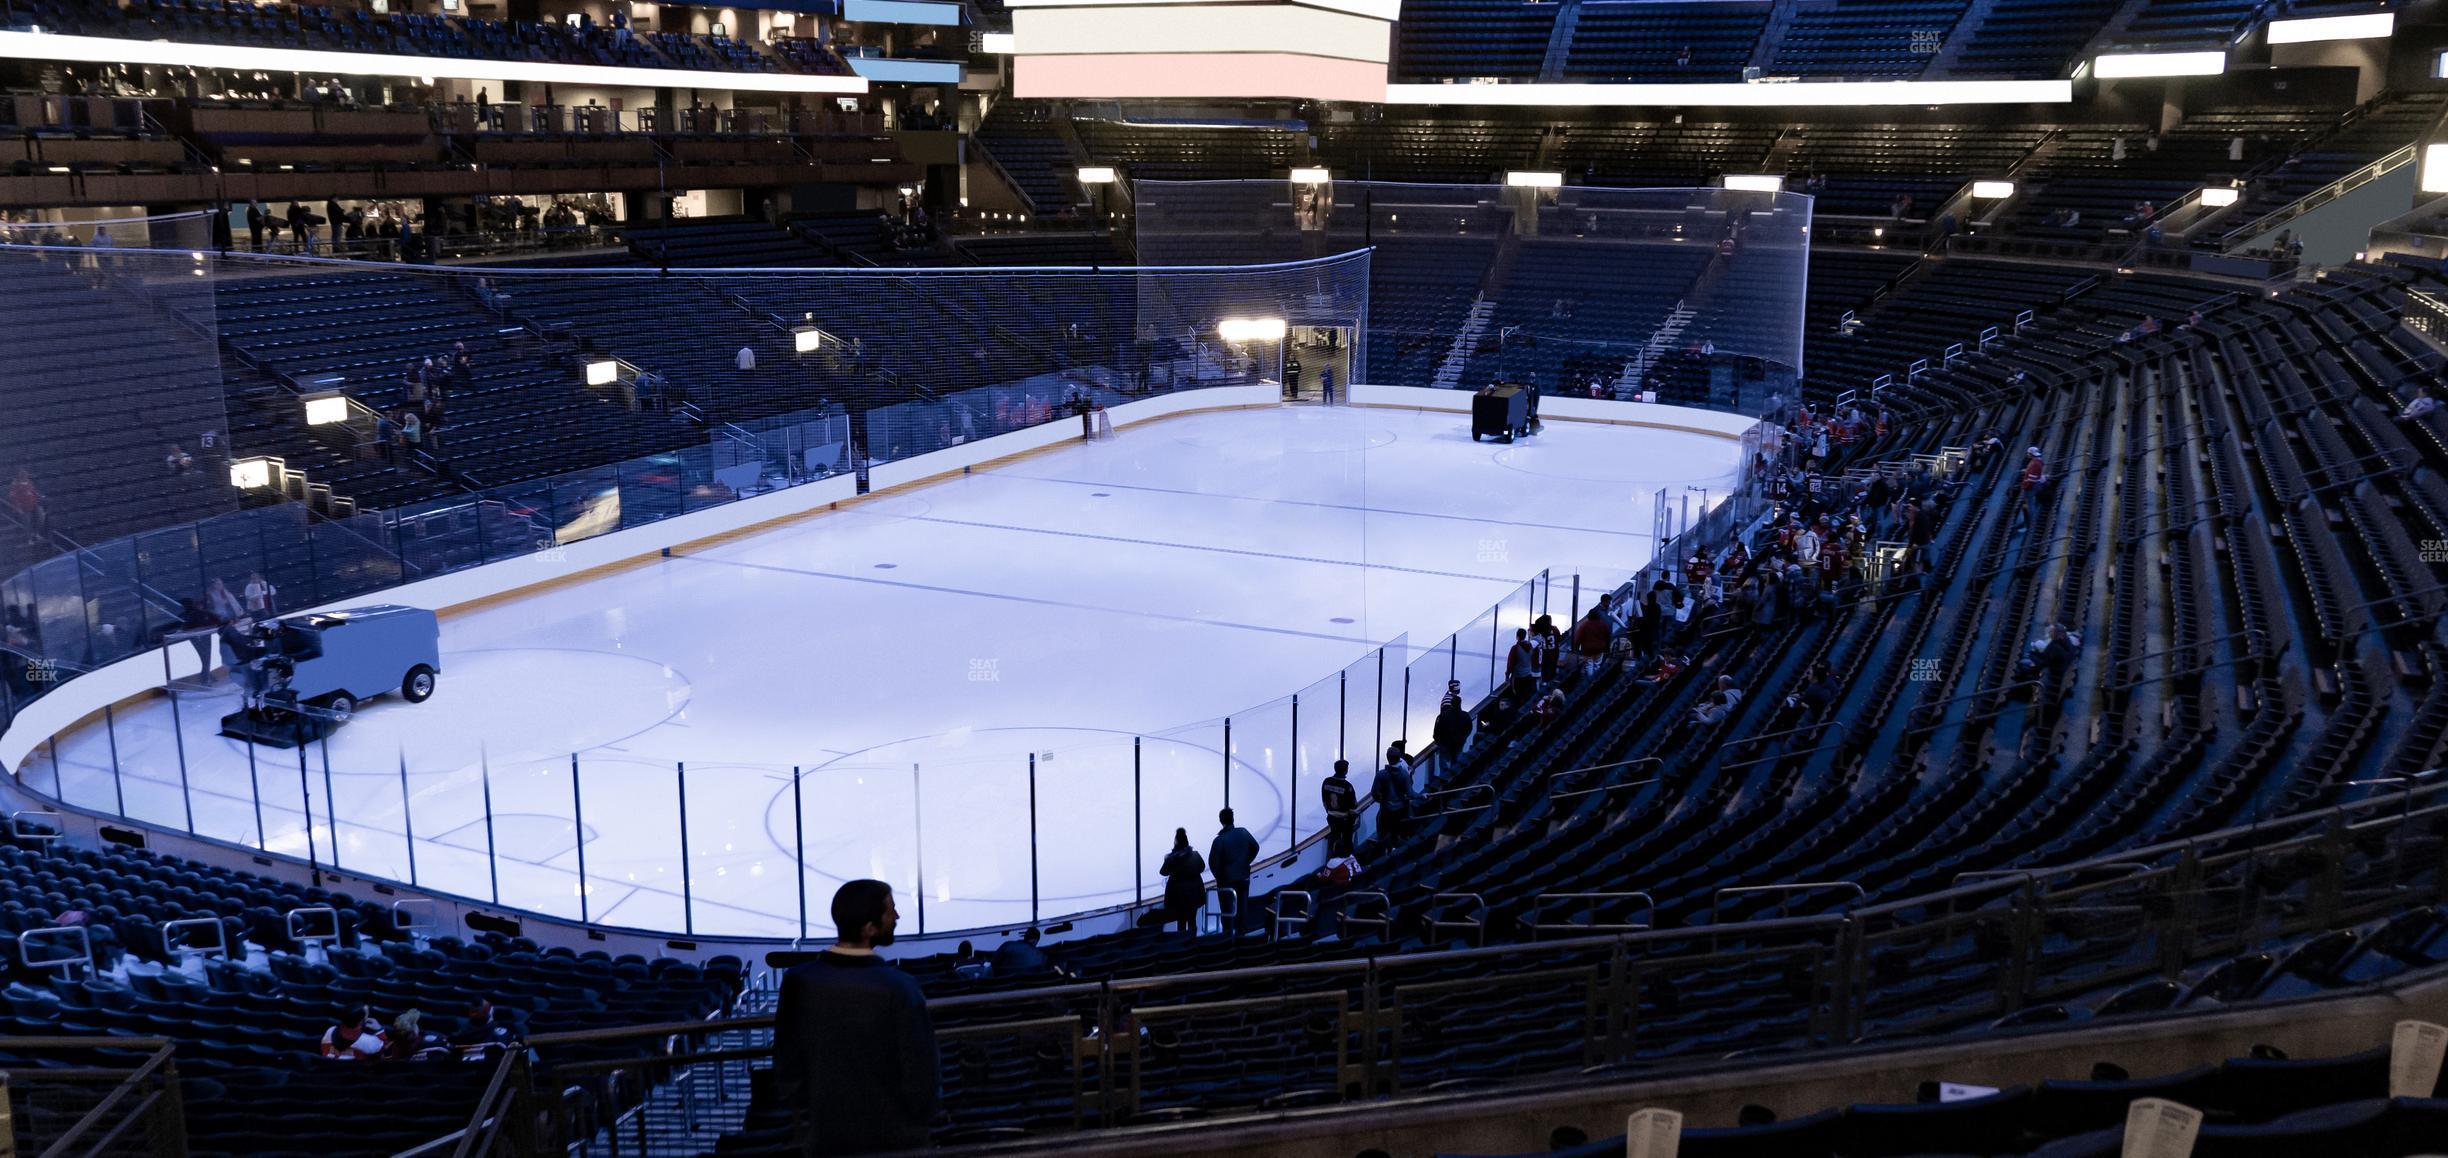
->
[102,704,124,815]
[2310,812,2347,934]
[1833,916,1864,1044]
[319,734,340,871]
[1133,739,1144,909]
[1607,936,1632,1064]
[791,765,807,943]
[1374,647,1385,770]
[1400,665,1411,753]
[166,664,193,833]
[1488,600,1500,689]
[1290,693,1300,852]
[1338,670,1348,763]
[2002,879,2041,1016]
[912,762,926,938]
[297,738,320,886]
[1219,709,1233,807]
[2162,844,2201,976]
[481,745,500,905]
[245,732,265,850]
[1028,752,1040,926]
[676,761,694,936]
[571,753,590,922]
[398,749,417,887]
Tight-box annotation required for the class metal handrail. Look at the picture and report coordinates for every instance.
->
[446,1047,524,1158]
[2221,142,2417,248]
[1425,893,1488,946]
[1710,881,1865,924]
[37,1040,178,1158]
[393,898,441,938]
[1525,892,1655,938]
[1336,890,1394,940]
[17,925,91,977]
[1952,862,2152,890]
[1553,774,1659,801]
[1270,890,1313,942]
[285,905,341,946]
[1419,782,1495,818]
[7,809,63,842]
[159,916,227,961]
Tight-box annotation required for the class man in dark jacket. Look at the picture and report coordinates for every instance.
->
[1372,743,1416,848]
[1433,693,1474,768]
[990,926,1049,978]
[774,880,938,1155]
[1208,808,1260,931]
[1320,760,1359,857]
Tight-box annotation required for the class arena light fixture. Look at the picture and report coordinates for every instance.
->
[2267,12,2392,44]
[1971,180,2015,199]
[1290,167,1332,184]
[1005,0,1402,21]
[302,395,350,426]
[585,360,620,387]
[0,29,868,94]
[1077,166,1118,185]
[1505,170,1563,189]
[228,458,273,490]
[794,327,823,353]
[2093,50,2225,78]
[1723,174,1783,193]
[1384,78,2070,108]
[2199,186,2239,207]
[1217,317,1287,343]
[2425,143,2448,194]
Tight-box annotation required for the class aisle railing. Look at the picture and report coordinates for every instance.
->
[438,777,2448,1152]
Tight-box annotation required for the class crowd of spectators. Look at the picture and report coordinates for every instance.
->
[318,997,525,1062]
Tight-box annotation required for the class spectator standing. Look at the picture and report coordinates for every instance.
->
[1504,627,1538,698]
[1208,808,1259,931]
[173,597,217,680]
[243,572,277,618]
[205,578,245,625]
[737,345,757,372]
[1573,595,1613,674]
[6,468,46,542]
[773,880,938,1155]
[1321,759,1359,858]
[246,198,268,250]
[1372,742,1416,846]
[2016,447,2048,526]
[1158,830,1206,933]
[1432,692,1474,769]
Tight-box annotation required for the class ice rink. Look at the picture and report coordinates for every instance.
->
[37,404,1740,938]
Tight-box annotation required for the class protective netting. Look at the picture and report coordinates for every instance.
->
[0,240,233,667]
[1133,179,1810,410]
[0,244,1369,677]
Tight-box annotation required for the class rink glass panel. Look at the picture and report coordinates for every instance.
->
[1133,178,1809,413]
